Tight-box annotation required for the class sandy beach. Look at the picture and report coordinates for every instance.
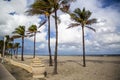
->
[3,55,120,80]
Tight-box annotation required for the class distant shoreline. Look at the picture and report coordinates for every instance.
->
[21,54,120,57]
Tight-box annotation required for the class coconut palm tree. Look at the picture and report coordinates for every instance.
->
[27,24,40,58]
[53,0,76,74]
[12,25,26,61]
[68,8,97,67]
[27,0,55,66]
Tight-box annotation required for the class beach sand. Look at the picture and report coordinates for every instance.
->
[3,55,120,80]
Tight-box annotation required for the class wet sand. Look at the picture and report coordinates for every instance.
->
[3,56,120,80]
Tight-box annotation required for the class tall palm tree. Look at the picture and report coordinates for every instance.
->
[68,8,97,67]
[27,0,55,66]
[53,0,58,74]
[12,25,26,61]
[27,24,40,58]
[53,0,76,74]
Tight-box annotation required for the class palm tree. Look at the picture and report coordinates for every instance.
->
[7,42,13,59]
[53,0,58,74]
[68,8,97,67]
[12,25,26,61]
[27,0,55,66]
[27,24,40,58]
[13,43,20,58]
[53,0,76,74]
[5,35,14,56]
[0,40,4,57]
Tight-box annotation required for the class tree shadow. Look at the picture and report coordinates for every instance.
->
[86,59,120,64]
[58,58,120,67]
[58,60,83,66]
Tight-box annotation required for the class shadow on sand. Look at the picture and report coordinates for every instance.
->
[86,59,120,64]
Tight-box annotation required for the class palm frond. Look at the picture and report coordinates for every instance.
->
[59,0,76,13]
[67,23,80,29]
[38,20,47,28]
[13,43,20,49]
[85,10,91,20]
[26,9,45,15]
[69,13,83,23]
[28,34,34,37]
[13,25,25,36]
[74,8,81,17]
[52,15,61,24]
[85,26,96,32]
[86,18,97,25]
[60,4,70,13]
[11,35,21,39]
[26,32,31,34]
[60,0,76,4]
[26,0,54,15]
[28,24,37,32]
[32,0,49,9]
[37,31,41,33]
[24,35,28,37]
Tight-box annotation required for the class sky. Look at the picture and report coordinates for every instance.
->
[0,0,120,55]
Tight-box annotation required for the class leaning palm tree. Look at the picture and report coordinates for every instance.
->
[12,25,26,61]
[27,0,55,66]
[68,8,97,67]
[27,24,40,58]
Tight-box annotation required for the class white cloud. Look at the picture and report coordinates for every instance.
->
[58,14,82,44]
[7,0,27,13]
[39,43,46,49]
[0,0,40,36]
[96,32,120,44]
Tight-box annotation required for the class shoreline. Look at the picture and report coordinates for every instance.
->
[17,54,120,57]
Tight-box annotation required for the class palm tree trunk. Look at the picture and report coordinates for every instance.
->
[82,26,86,67]
[21,37,24,61]
[14,49,16,57]
[33,33,36,58]
[1,47,3,57]
[48,16,53,66]
[11,48,12,59]
[14,49,17,58]
[16,48,18,59]
[53,0,58,74]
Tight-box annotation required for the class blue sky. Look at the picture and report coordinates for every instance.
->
[0,0,120,55]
